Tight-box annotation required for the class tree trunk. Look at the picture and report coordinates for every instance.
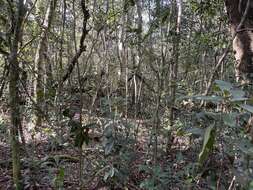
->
[225,0,253,83]
[8,0,25,189]
[34,0,57,127]
[167,0,182,151]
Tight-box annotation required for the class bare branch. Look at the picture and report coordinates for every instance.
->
[61,0,90,84]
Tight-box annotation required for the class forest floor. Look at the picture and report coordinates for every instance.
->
[0,112,234,190]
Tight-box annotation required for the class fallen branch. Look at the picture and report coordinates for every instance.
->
[0,155,79,168]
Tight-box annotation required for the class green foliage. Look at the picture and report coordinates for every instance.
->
[107,8,121,26]
[223,113,238,128]
[178,95,222,103]
[198,124,215,166]
[241,105,253,113]
[249,181,253,190]
[214,80,233,92]
[189,0,222,18]
[69,120,97,148]
[181,80,248,104]
[103,124,115,155]
[139,165,169,190]
[53,167,65,190]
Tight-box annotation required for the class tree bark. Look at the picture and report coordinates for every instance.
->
[225,0,253,83]
[34,0,57,127]
[8,0,25,189]
[167,0,182,151]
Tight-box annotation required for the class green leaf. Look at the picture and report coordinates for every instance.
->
[58,167,65,179]
[177,95,222,102]
[53,167,65,189]
[230,89,247,101]
[74,132,85,147]
[138,165,150,172]
[104,138,114,155]
[198,124,215,165]
[69,120,82,134]
[74,131,89,147]
[223,113,237,128]
[36,90,44,99]
[214,80,233,92]
[104,125,113,138]
[249,180,253,190]
[230,89,245,98]
[237,139,253,158]
[194,95,223,102]
[185,128,204,138]
[240,104,253,113]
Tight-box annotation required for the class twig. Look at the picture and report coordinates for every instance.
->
[228,176,236,190]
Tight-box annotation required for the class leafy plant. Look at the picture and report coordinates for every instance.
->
[69,120,97,148]
[139,165,169,190]
[53,167,65,190]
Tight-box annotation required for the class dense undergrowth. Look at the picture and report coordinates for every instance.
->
[1,80,253,189]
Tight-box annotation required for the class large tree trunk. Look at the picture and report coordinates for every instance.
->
[225,0,253,83]
[34,0,57,127]
[9,0,25,189]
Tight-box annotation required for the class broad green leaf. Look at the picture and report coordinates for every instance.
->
[138,165,150,172]
[194,95,222,102]
[249,181,253,190]
[237,139,253,158]
[214,80,233,92]
[230,89,245,98]
[177,95,222,102]
[185,128,204,138]
[230,89,247,101]
[74,130,89,147]
[74,132,85,147]
[198,124,215,165]
[104,125,113,138]
[240,104,253,113]
[230,97,248,102]
[223,113,237,128]
[104,138,114,155]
